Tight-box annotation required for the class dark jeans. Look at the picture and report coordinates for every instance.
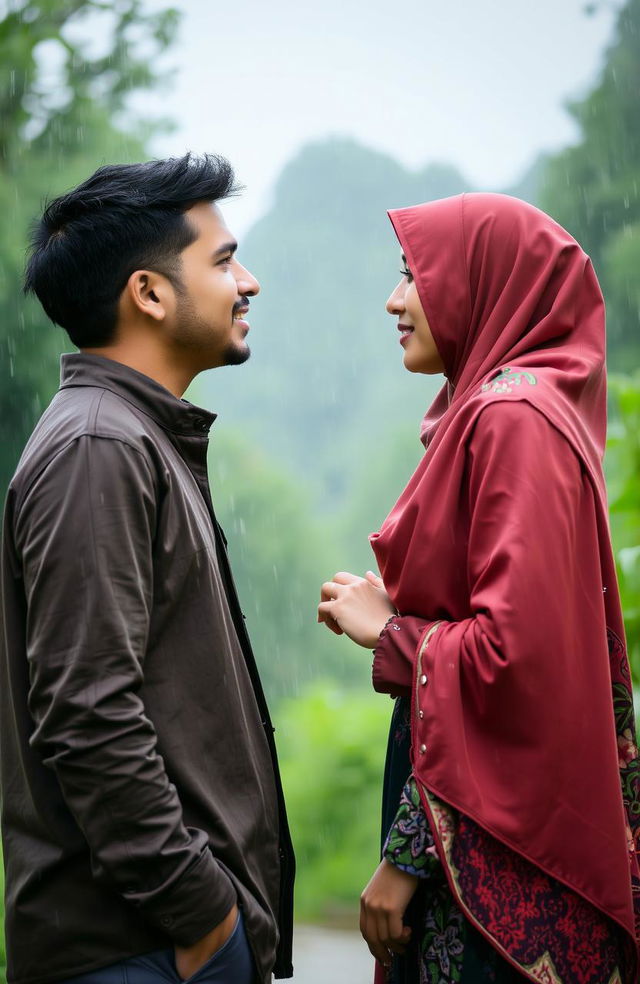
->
[60,912,256,984]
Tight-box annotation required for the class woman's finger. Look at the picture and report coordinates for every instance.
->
[365,570,385,589]
[317,606,344,634]
[385,912,410,954]
[361,910,391,966]
[375,909,392,952]
[324,620,344,635]
[317,599,338,614]
[320,580,341,602]
[333,571,361,585]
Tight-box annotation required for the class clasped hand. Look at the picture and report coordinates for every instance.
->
[317,570,396,649]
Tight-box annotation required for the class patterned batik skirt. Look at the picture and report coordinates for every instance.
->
[379,698,630,984]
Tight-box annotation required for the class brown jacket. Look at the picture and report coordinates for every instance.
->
[0,354,294,984]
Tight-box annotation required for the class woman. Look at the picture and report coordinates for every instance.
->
[318,193,640,983]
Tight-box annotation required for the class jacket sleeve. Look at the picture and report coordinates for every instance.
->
[15,434,236,946]
[372,615,434,697]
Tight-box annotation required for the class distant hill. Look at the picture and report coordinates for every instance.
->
[504,153,550,205]
[196,139,556,689]
[201,137,542,508]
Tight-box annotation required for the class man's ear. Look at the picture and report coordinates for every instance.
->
[125,269,174,322]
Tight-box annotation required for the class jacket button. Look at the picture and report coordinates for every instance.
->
[420,674,427,685]
[418,710,424,719]
[160,915,174,928]
[419,744,427,754]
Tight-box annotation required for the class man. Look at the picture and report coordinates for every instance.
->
[0,153,294,984]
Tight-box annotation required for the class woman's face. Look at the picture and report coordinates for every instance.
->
[386,254,444,375]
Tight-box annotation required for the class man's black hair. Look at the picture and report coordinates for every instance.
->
[24,153,238,347]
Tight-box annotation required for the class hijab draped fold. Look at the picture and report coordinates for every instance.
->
[370,194,640,950]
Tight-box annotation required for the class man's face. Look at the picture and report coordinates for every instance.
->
[169,202,260,369]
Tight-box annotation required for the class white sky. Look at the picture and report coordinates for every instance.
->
[139,0,621,235]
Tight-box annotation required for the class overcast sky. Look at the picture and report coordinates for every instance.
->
[140,0,621,235]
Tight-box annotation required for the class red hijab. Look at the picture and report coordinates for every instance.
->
[371,194,639,946]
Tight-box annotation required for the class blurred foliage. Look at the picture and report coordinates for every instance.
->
[204,138,458,508]
[0,0,179,496]
[338,422,423,574]
[0,0,639,961]
[207,427,368,699]
[607,372,640,682]
[540,0,640,369]
[276,685,391,923]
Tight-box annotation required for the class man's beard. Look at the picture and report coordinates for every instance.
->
[225,296,251,366]
[174,294,250,367]
[222,338,251,366]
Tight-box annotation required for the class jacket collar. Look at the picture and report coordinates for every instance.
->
[59,353,217,436]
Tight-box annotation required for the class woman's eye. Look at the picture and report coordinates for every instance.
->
[400,266,413,282]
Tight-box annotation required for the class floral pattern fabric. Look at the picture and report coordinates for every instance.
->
[383,781,465,983]
[383,781,515,983]
[384,777,437,877]
[607,627,640,944]
[384,778,630,983]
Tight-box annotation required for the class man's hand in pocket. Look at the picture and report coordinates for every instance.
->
[175,904,239,980]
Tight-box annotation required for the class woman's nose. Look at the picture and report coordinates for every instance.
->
[386,281,405,316]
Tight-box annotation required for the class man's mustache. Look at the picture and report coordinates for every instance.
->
[233,297,250,316]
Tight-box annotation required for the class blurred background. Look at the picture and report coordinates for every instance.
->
[1,0,639,979]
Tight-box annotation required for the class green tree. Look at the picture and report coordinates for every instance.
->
[276,685,391,922]
[541,0,640,369]
[0,0,179,497]
[208,427,368,699]
[607,372,640,682]
[338,420,423,575]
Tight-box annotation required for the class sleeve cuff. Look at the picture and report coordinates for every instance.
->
[382,777,432,879]
[373,615,430,696]
[142,847,237,946]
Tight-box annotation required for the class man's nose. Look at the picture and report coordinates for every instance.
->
[236,263,260,297]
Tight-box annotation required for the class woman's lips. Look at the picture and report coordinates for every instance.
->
[398,323,414,347]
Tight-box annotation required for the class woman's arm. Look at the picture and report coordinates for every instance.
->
[360,776,436,967]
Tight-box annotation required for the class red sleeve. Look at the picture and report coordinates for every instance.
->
[372,615,434,697]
